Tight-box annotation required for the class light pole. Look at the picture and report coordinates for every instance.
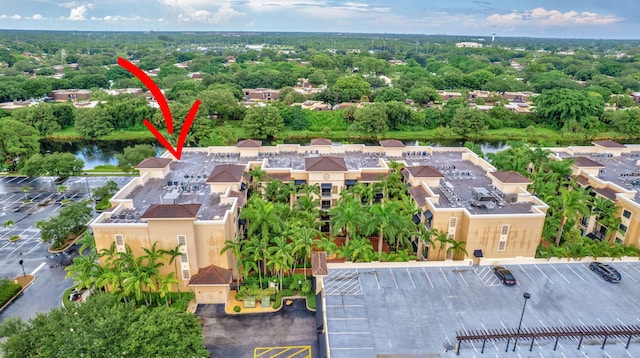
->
[84,173,92,201]
[512,292,531,351]
[18,259,25,277]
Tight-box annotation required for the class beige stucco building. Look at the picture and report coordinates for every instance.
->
[90,139,550,305]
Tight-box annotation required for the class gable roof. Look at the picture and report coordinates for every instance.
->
[358,172,388,182]
[568,157,604,168]
[592,140,625,148]
[593,187,618,200]
[141,204,201,219]
[206,164,246,183]
[189,265,232,285]
[305,156,347,172]
[406,165,444,178]
[490,171,531,184]
[135,157,173,169]
[409,185,429,207]
[379,139,405,147]
[310,138,332,146]
[237,139,262,148]
[311,251,328,276]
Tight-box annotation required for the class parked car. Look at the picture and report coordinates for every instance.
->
[494,266,517,286]
[589,262,621,282]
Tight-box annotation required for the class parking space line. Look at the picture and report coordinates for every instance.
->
[460,323,478,352]
[406,268,416,288]
[30,262,46,275]
[616,267,639,283]
[534,265,554,284]
[27,241,42,254]
[325,305,364,307]
[422,268,434,288]
[389,268,398,289]
[564,264,588,283]
[439,267,452,288]
[456,267,469,287]
[517,265,537,284]
[480,323,499,351]
[550,265,570,283]
[326,317,367,320]
[372,268,381,289]
[599,319,626,346]
[328,331,371,334]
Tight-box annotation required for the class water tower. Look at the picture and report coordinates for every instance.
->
[492,33,496,42]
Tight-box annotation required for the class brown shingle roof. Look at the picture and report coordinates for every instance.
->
[135,157,173,169]
[310,138,332,146]
[593,187,618,200]
[592,140,625,148]
[379,139,405,147]
[311,251,328,276]
[206,164,246,183]
[305,156,347,171]
[406,165,444,178]
[141,204,201,219]
[409,185,429,207]
[189,265,232,285]
[358,172,388,182]
[237,139,262,148]
[568,157,604,167]
[227,191,246,207]
[576,175,589,186]
[266,172,292,182]
[490,171,531,184]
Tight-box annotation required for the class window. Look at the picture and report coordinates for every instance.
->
[180,253,188,263]
[623,210,632,219]
[177,235,186,246]
[321,183,332,197]
[114,235,125,252]
[619,224,628,233]
[449,217,457,228]
[498,239,507,251]
[501,225,509,236]
[321,200,331,210]
[182,270,190,280]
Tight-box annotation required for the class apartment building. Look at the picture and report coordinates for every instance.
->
[90,139,549,304]
[548,140,640,246]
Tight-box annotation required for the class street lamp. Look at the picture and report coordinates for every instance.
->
[512,292,531,352]
[84,173,92,201]
[18,259,26,277]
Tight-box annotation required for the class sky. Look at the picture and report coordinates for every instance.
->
[0,0,639,39]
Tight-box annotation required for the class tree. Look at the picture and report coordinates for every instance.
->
[115,144,157,171]
[199,89,245,122]
[331,75,371,102]
[449,107,488,137]
[446,240,468,260]
[409,86,440,106]
[533,89,604,132]
[554,187,592,246]
[0,293,209,357]
[348,104,388,135]
[367,202,400,261]
[242,105,284,140]
[330,197,366,248]
[0,119,39,171]
[20,152,84,178]
[221,238,245,283]
[74,107,115,138]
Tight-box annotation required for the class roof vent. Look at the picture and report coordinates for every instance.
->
[214,215,221,220]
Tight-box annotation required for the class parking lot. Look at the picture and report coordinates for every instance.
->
[324,262,640,357]
[0,176,132,322]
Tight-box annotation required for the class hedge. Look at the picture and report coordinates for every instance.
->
[0,278,22,307]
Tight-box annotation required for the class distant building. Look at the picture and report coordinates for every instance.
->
[51,89,91,102]
[243,88,280,102]
[455,42,483,48]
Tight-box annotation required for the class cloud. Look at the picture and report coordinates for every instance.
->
[161,0,245,25]
[487,7,621,26]
[66,5,93,21]
[29,14,47,20]
[90,15,154,22]
[0,14,23,20]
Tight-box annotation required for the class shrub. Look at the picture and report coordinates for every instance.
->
[233,305,241,312]
[0,278,21,307]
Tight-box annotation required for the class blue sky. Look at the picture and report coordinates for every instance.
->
[0,0,638,39]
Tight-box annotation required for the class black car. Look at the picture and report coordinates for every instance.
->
[494,266,517,286]
[589,262,621,282]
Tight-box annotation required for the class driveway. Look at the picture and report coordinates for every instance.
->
[197,300,318,358]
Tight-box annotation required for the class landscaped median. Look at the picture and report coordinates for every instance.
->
[0,274,35,313]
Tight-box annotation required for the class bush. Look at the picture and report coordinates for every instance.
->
[272,289,296,310]
[0,278,21,307]
[233,305,241,312]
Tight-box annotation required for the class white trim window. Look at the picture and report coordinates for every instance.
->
[498,224,509,252]
[114,234,125,253]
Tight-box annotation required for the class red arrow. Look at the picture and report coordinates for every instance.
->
[117,57,200,160]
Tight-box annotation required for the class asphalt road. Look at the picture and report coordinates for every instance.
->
[0,176,132,323]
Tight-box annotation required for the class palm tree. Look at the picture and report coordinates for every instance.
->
[329,197,366,247]
[342,238,375,263]
[157,272,179,306]
[267,236,293,291]
[555,187,591,246]
[353,182,375,206]
[65,251,101,291]
[446,240,468,260]
[313,235,338,257]
[264,179,293,203]
[541,158,574,186]
[433,229,450,261]
[415,226,435,261]
[530,145,552,175]
[291,225,320,276]
[160,245,183,293]
[3,220,16,241]
[141,242,165,300]
[242,235,268,289]
[248,167,267,193]
[367,201,400,261]
[241,196,286,243]
[221,237,245,283]
[57,185,68,200]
